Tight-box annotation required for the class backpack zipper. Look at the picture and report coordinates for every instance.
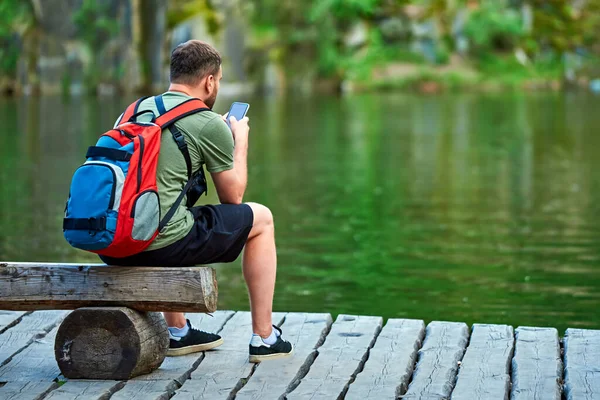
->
[137,136,145,193]
[119,129,135,140]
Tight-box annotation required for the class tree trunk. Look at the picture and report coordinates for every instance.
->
[55,307,169,379]
[136,0,167,93]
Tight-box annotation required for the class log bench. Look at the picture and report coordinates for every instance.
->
[0,262,217,380]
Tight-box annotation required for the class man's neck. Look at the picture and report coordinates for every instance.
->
[168,83,205,99]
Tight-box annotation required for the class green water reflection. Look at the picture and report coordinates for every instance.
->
[1,93,599,332]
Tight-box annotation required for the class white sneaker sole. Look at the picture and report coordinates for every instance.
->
[167,337,224,356]
[249,344,294,363]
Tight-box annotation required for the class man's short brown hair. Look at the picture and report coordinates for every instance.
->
[170,40,221,86]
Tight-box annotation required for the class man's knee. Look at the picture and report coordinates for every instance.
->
[246,202,274,231]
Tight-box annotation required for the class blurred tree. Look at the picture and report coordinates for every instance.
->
[421,0,469,48]
[167,0,220,33]
[528,0,600,54]
[73,0,119,93]
[0,0,38,93]
[464,1,524,55]
[2,0,600,95]
[0,0,29,75]
[309,0,381,79]
[134,0,167,93]
[249,0,395,90]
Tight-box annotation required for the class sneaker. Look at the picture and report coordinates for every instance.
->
[167,319,224,356]
[249,325,294,363]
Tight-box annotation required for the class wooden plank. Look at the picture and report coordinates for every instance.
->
[451,324,514,400]
[286,314,383,400]
[109,380,177,400]
[43,380,125,400]
[345,318,426,400]
[0,262,217,312]
[111,311,235,400]
[511,327,562,400]
[0,381,58,400]
[0,310,67,366]
[131,311,235,380]
[172,311,287,400]
[403,321,469,400]
[0,324,63,381]
[564,328,600,400]
[235,313,333,400]
[0,311,26,332]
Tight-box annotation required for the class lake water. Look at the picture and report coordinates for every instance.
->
[1,92,599,332]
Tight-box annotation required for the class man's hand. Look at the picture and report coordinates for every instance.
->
[229,116,250,146]
[211,114,249,205]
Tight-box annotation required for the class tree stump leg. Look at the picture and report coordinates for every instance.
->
[54,307,169,380]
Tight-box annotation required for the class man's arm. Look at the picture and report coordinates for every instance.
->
[211,116,249,205]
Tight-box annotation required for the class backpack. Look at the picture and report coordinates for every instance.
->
[63,95,210,258]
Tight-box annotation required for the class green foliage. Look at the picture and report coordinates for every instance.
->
[168,0,221,34]
[72,0,118,92]
[368,67,479,92]
[309,0,380,22]
[53,378,67,387]
[0,0,31,37]
[72,0,117,51]
[316,22,342,78]
[2,0,600,93]
[530,0,576,52]
[250,0,414,83]
[434,42,451,65]
[0,37,20,75]
[464,2,524,55]
[0,0,33,76]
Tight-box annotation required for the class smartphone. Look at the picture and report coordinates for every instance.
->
[226,102,250,128]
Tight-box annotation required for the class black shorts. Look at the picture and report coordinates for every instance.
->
[100,204,254,267]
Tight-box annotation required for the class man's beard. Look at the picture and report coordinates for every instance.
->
[204,91,217,109]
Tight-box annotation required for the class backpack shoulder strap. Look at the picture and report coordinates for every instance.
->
[154,95,208,180]
[154,95,211,179]
[153,95,211,233]
[117,96,150,125]
[154,98,210,129]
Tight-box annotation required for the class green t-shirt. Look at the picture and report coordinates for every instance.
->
[120,91,234,250]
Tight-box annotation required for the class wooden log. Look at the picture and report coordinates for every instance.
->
[511,327,562,400]
[286,314,383,400]
[451,324,514,400]
[0,311,67,366]
[564,328,600,400]
[0,381,58,400]
[345,318,426,400]
[403,321,470,399]
[0,262,217,312]
[43,380,126,400]
[54,307,169,380]
[172,311,287,400]
[235,313,333,400]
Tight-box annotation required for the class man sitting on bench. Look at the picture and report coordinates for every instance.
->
[100,40,293,363]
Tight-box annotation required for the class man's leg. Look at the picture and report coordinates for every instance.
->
[244,202,293,362]
[244,202,277,338]
[164,312,186,328]
[163,202,275,335]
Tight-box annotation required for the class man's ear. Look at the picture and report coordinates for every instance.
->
[205,74,214,93]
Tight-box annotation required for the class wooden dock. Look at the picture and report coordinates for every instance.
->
[0,310,598,399]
